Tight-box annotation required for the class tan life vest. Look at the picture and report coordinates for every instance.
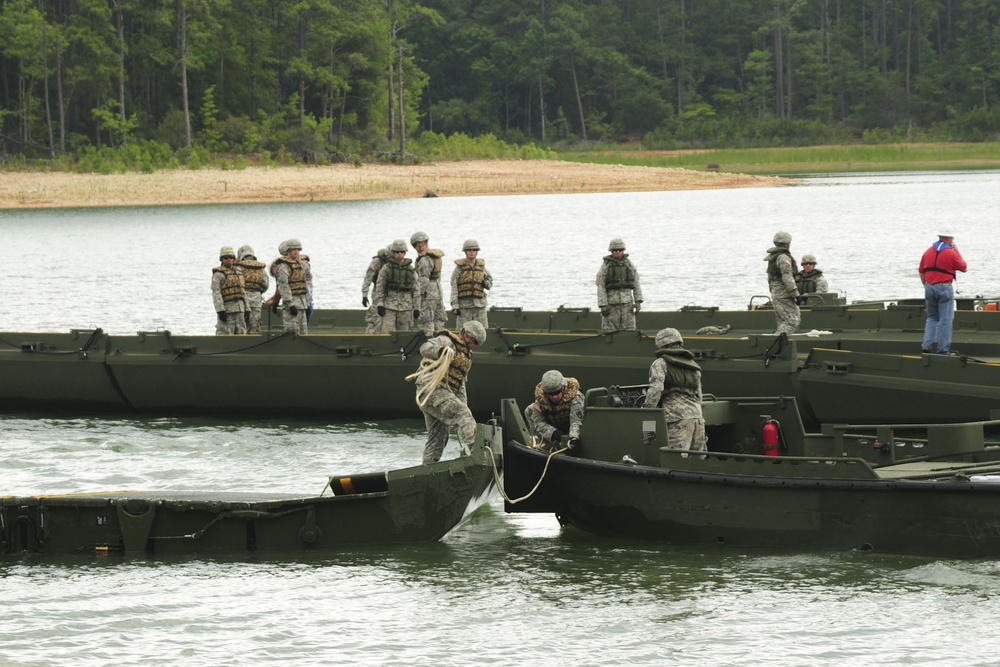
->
[455,258,487,299]
[238,259,266,293]
[276,257,308,296]
[424,249,444,280]
[213,266,245,303]
[439,330,473,393]
[532,377,581,431]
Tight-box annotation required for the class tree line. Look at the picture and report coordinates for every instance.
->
[1,0,998,165]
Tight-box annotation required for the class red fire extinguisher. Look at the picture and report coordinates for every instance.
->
[762,418,780,457]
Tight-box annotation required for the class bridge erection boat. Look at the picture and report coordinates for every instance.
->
[500,386,1000,558]
[2,423,503,557]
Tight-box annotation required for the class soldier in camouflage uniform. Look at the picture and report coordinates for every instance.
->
[764,231,801,335]
[796,254,829,295]
[237,245,268,334]
[524,369,585,451]
[643,327,707,452]
[275,238,313,334]
[415,320,487,464]
[362,244,393,333]
[411,231,447,336]
[264,240,289,315]
[373,239,420,333]
[597,238,643,333]
[450,239,493,328]
[211,246,248,335]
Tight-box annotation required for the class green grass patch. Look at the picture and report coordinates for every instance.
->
[558,142,1000,175]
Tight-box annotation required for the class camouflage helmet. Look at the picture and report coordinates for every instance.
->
[410,231,429,246]
[462,239,480,251]
[540,370,567,394]
[277,240,290,256]
[237,244,255,260]
[800,254,817,265]
[655,327,683,348]
[608,238,626,251]
[773,231,792,245]
[390,239,408,253]
[219,246,236,259]
[283,238,303,251]
[461,320,487,345]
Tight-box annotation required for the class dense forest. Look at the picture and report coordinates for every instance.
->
[1,0,998,164]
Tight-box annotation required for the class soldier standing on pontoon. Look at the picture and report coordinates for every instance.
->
[596,238,643,333]
[237,245,268,334]
[765,231,801,336]
[275,238,312,334]
[796,254,829,295]
[211,246,248,335]
[373,239,420,333]
[411,231,447,336]
[362,244,393,333]
[450,239,492,329]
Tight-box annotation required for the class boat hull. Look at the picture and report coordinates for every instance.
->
[503,442,1000,558]
[6,312,1000,425]
[2,425,503,557]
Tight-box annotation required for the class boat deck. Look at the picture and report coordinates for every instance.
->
[874,460,1000,480]
[4,488,340,504]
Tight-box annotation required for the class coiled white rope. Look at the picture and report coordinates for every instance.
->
[405,345,454,409]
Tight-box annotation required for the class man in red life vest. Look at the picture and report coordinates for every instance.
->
[919,229,967,355]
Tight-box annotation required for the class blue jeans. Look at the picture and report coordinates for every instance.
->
[922,282,955,353]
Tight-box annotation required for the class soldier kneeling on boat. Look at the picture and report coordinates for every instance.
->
[525,370,584,452]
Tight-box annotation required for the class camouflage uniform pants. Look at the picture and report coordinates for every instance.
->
[417,298,447,336]
[282,296,309,334]
[377,308,414,333]
[772,297,801,335]
[216,307,247,335]
[601,303,636,333]
[666,417,708,451]
[246,304,263,334]
[420,385,476,464]
[456,307,488,330]
[364,303,381,334]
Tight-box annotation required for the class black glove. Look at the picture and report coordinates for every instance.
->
[362,296,369,308]
[244,311,250,325]
[377,306,386,317]
[217,310,228,322]
[271,303,279,314]
[634,301,642,313]
[289,305,299,316]
[600,306,611,317]
[413,309,420,320]
[793,295,804,305]
[550,429,564,443]
[568,437,580,450]
[453,308,461,316]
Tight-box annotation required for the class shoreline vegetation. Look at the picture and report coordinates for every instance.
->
[0,160,786,210]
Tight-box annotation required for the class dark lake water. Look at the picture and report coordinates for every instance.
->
[3,171,1000,666]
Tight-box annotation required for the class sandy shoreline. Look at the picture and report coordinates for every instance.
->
[0,160,787,209]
